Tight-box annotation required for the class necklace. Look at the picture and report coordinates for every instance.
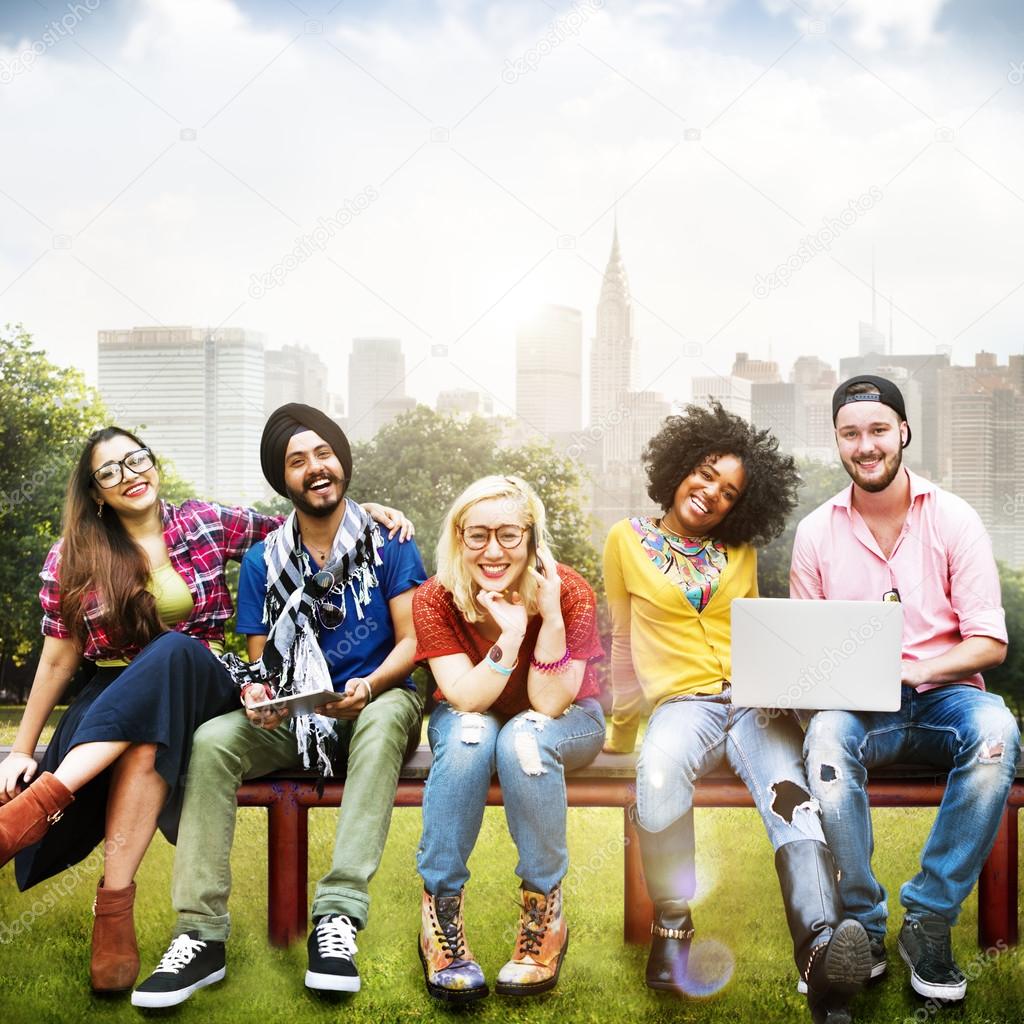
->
[656,517,708,546]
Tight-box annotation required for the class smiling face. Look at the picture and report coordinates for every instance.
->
[835,400,907,493]
[283,429,346,517]
[459,497,531,594]
[90,433,160,518]
[663,454,747,538]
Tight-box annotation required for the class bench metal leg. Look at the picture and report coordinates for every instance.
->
[624,806,653,944]
[266,791,308,947]
[977,804,1019,949]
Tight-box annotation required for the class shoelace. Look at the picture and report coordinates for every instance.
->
[433,898,467,960]
[154,935,207,975]
[911,920,962,980]
[315,915,358,961]
[516,896,549,958]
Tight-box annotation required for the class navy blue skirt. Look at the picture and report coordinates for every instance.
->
[15,631,238,891]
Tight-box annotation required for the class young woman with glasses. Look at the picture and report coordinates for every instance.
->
[603,403,872,1024]
[413,475,605,1003]
[0,426,408,994]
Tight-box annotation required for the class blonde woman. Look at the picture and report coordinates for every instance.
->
[413,476,605,1003]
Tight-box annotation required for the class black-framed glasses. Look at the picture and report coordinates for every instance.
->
[91,448,155,489]
[458,524,529,550]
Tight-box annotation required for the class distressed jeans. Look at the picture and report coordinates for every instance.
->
[417,697,606,896]
[172,686,422,940]
[804,684,1020,936]
[636,688,825,847]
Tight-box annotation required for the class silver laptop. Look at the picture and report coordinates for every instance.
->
[730,598,903,711]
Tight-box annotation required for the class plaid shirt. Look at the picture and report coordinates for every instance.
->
[39,500,283,661]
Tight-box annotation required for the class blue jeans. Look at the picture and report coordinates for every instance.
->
[636,689,825,847]
[804,685,1021,935]
[417,698,606,896]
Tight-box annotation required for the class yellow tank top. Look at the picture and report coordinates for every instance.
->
[96,562,221,667]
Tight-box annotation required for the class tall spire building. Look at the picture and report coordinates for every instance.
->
[589,220,637,429]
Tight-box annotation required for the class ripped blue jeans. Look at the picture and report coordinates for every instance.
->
[805,684,1021,934]
[417,698,605,896]
[636,688,825,847]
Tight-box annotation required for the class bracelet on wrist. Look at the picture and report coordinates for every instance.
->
[362,679,374,703]
[530,648,572,674]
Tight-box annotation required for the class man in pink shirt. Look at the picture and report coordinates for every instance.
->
[791,375,1020,1005]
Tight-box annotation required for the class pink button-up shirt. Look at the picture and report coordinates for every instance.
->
[789,468,1006,691]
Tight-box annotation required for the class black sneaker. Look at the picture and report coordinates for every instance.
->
[898,914,966,1001]
[868,936,887,981]
[131,931,226,1008]
[305,914,360,992]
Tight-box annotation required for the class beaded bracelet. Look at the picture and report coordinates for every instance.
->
[530,648,572,674]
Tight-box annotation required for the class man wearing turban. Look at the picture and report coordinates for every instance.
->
[134,404,427,1006]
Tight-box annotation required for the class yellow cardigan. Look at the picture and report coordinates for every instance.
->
[602,517,758,753]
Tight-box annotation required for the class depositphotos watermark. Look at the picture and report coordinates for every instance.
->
[501,0,604,83]
[0,832,127,943]
[248,186,380,298]
[754,186,883,299]
[0,1,101,85]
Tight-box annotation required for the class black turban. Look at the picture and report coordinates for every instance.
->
[260,403,353,497]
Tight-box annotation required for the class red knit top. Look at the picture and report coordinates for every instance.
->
[413,564,604,716]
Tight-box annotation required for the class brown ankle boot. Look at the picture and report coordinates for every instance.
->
[494,884,568,996]
[0,771,73,867]
[91,878,140,992]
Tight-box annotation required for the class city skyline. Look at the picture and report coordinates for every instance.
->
[2,0,1023,420]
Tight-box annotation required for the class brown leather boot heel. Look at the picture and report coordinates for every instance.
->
[91,878,140,993]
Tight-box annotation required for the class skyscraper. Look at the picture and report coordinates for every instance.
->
[265,344,329,415]
[589,221,636,431]
[97,326,266,503]
[690,374,752,420]
[516,305,582,445]
[347,337,416,442]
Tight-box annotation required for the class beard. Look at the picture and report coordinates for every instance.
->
[841,444,903,493]
[285,472,345,518]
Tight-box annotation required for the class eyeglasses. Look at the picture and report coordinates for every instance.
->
[91,448,155,489]
[458,524,529,550]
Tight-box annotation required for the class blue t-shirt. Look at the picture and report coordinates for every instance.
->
[235,531,426,692]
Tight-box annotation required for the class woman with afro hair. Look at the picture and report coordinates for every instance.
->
[603,402,871,1024]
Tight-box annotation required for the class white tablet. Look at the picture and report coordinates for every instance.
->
[248,689,345,716]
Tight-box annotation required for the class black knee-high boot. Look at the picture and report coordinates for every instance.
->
[631,805,696,991]
[775,840,872,1024]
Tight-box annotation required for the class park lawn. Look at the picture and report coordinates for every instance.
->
[1,802,1022,1024]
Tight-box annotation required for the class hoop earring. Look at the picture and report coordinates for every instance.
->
[97,502,104,518]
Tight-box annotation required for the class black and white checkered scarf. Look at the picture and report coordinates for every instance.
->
[220,498,382,775]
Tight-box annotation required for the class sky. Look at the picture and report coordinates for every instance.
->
[1,0,1023,420]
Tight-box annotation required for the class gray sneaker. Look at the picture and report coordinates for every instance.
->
[897,915,966,1001]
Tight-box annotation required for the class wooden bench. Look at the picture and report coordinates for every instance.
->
[7,745,1021,950]
[234,748,1023,950]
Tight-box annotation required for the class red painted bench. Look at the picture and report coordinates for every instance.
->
[233,748,1023,950]
[6,745,1020,950]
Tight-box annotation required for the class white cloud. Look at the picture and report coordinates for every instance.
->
[0,0,1021,419]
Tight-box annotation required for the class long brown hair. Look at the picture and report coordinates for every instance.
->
[59,427,166,652]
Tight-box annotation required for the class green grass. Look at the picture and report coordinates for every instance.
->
[2,705,1022,1020]
[1,802,1022,1024]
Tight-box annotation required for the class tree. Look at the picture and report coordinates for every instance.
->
[988,562,1024,724]
[757,459,850,597]
[0,326,108,688]
[348,406,600,590]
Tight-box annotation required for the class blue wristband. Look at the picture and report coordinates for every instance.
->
[484,654,515,677]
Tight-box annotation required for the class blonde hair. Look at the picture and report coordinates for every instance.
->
[435,475,551,623]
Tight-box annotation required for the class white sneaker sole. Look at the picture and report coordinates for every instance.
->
[898,942,966,1001]
[131,966,226,1008]
[304,969,361,992]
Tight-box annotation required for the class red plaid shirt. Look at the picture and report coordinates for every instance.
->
[39,500,283,661]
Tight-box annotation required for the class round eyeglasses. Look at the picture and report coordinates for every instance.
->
[458,525,529,550]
